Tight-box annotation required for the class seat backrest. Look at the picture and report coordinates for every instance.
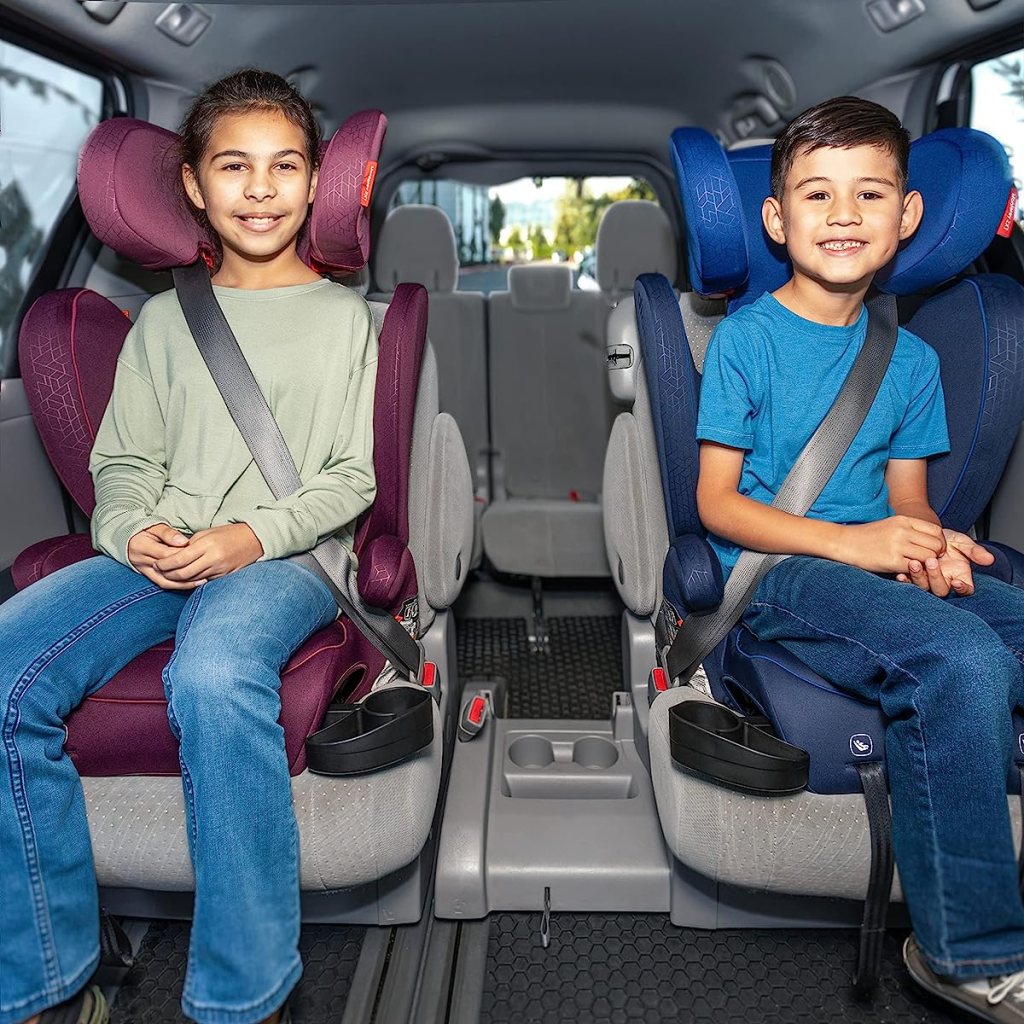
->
[488,263,613,499]
[370,204,489,493]
[595,199,677,304]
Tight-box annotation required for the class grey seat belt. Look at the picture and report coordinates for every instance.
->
[662,291,899,687]
[172,261,423,682]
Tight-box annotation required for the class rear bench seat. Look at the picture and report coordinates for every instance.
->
[483,264,613,577]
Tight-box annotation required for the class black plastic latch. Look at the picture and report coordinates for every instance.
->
[458,694,490,742]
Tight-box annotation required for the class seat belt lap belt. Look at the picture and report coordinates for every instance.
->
[172,261,423,683]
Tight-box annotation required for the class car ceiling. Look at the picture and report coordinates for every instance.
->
[2,0,1023,173]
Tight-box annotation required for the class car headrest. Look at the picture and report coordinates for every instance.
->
[670,126,1016,307]
[596,200,677,296]
[77,110,387,274]
[508,263,573,311]
[373,205,459,293]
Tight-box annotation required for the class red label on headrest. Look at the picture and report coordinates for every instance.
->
[998,187,1018,238]
[360,161,378,208]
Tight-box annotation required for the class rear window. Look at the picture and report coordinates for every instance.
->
[970,49,1023,227]
[0,40,105,363]
[389,176,658,295]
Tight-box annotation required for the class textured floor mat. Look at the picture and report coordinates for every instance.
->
[110,920,364,1023]
[480,913,971,1023]
[457,617,622,720]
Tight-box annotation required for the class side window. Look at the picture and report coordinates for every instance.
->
[970,49,1023,227]
[0,40,105,365]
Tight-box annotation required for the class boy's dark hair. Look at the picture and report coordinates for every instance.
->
[770,96,910,199]
[177,69,322,251]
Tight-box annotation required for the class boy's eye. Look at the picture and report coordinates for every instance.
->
[859,191,883,200]
[806,191,829,201]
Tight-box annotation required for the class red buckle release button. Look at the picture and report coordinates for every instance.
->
[459,694,490,740]
[468,696,486,724]
[422,662,437,688]
[651,668,668,692]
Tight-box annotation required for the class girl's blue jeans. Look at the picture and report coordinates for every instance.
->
[747,556,1024,981]
[0,555,338,1024]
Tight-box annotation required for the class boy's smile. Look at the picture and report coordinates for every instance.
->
[182,109,318,273]
[762,143,922,301]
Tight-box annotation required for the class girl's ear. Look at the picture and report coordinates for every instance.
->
[762,196,786,246]
[182,164,206,211]
[899,188,923,240]
[307,166,319,205]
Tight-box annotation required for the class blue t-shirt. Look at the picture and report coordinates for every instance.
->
[695,293,950,577]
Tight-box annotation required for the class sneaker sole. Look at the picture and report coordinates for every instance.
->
[905,946,1009,1024]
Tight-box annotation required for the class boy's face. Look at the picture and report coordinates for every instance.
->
[761,143,922,293]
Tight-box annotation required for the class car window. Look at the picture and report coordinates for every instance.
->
[0,39,104,364]
[970,48,1023,227]
[389,175,658,294]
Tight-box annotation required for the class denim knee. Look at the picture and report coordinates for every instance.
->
[913,626,1020,713]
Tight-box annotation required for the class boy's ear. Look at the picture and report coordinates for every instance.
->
[181,165,205,211]
[899,188,923,240]
[762,196,786,246]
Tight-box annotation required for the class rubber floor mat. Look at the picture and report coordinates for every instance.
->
[457,617,621,720]
[480,913,971,1023]
[110,920,364,1023]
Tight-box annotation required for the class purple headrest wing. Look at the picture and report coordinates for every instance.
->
[77,118,211,271]
[304,109,387,274]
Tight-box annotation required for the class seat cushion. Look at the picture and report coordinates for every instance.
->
[482,499,608,577]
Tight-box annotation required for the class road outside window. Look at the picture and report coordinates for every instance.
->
[971,49,1023,226]
[0,41,104,363]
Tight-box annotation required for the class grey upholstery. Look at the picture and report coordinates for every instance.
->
[371,206,488,569]
[596,200,677,302]
[484,264,614,577]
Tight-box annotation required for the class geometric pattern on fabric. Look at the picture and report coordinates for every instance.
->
[911,275,1024,531]
[11,533,98,591]
[18,288,129,516]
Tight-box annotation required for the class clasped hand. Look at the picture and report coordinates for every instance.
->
[895,528,994,598]
[127,522,264,590]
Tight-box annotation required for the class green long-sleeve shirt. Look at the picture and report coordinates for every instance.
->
[89,279,377,566]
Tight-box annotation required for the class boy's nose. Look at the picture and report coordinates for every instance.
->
[827,197,862,225]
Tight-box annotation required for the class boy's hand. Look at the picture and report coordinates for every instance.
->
[127,524,200,590]
[897,529,995,598]
[155,523,264,583]
[838,515,946,574]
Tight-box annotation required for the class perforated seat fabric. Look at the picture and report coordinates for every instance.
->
[483,264,613,576]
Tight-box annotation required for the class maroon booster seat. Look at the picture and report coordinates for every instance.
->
[13,113,474,923]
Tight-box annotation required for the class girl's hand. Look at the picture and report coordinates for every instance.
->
[897,529,995,597]
[128,524,200,590]
[155,523,264,582]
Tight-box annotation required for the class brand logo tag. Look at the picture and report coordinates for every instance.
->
[998,187,1018,238]
[1018,732,1024,757]
[850,734,874,757]
[360,160,378,208]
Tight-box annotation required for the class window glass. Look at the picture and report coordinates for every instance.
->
[0,40,104,360]
[970,49,1023,227]
[390,176,658,295]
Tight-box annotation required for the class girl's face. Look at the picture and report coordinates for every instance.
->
[182,108,318,269]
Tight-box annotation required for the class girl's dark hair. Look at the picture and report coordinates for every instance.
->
[177,68,322,248]
[770,96,910,199]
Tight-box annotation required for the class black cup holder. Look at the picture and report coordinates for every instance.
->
[306,686,434,776]
[669,700,808,796]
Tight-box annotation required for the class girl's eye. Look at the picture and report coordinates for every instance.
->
[275,162,298,172]
[221,162,246,172]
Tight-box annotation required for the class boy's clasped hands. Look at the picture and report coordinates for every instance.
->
[127,522,264,589]
[841,516,995,598]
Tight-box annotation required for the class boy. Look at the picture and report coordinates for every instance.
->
[695,96,1024,1020]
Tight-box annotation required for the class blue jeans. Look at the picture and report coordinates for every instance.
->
[746,556,1024,981]
[0,555,337,1024]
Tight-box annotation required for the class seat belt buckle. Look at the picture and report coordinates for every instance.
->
[458,693,490,741]
[420,661,440,703]
[648,667,670,706]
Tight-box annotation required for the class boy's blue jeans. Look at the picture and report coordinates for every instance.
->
[747,556,1024,981]
[0,555,338,1024]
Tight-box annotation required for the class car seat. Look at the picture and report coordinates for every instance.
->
[603,126,1024,974]
[12,112,474,923]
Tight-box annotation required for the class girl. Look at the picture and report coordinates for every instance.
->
[0,69,378,1024]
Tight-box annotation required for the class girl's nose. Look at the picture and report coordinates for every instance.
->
[245,168,276,201]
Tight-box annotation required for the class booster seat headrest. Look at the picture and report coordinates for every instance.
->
[77,110,387,274]
[670,125,1016,307]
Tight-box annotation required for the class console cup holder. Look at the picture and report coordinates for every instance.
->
[508,735,555,769]
[670,699,808,796]
[572,736,619,769]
